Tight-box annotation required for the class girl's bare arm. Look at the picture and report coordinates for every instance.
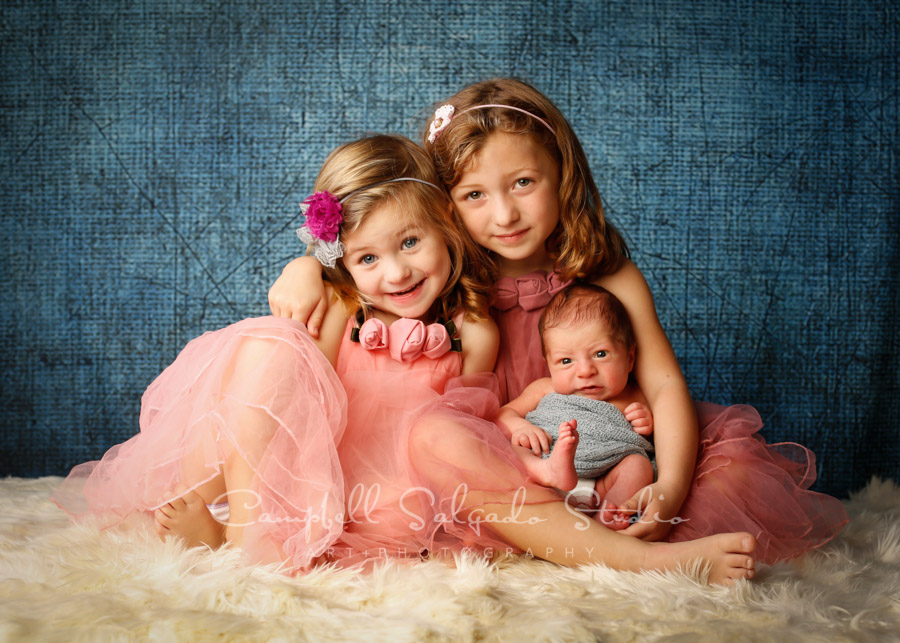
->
[596,259,698,539]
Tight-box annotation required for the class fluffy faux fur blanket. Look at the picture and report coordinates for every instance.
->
[1,476,898,641]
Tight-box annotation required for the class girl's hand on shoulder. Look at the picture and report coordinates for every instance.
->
[618,480,683,541]
[268,256,329,337]
[623,402,653,436]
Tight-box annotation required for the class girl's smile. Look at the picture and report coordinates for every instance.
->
[342,200,451,321]
[451,132,560,275]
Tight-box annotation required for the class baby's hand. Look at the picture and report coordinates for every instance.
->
[268,256,329,336]
[511,426,552,456]
[623,402,653,436]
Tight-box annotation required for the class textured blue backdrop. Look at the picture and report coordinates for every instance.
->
[1,1,897,498]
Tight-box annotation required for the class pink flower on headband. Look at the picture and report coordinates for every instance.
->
[296,190,345,267]
[428,104,455,143]
[301,191,343,242]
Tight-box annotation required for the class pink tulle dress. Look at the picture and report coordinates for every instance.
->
[326,314,559,566]
[52,317,349,569]
[491,271,849,564]
[53,314,559,571]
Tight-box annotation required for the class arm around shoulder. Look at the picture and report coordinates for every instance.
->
[593,259,686,404]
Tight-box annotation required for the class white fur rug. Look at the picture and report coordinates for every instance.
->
[1,477,898,642]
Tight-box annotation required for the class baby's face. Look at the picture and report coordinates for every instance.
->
[543,321,634,401]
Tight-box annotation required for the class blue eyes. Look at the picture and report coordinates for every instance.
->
[357,238,418,265]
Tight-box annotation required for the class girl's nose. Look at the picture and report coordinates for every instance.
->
[492,195,520,227]
[384,257,411,283]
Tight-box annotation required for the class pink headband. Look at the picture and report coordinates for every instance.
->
[427,103,557,143]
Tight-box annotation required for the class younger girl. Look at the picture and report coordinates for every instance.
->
[269,79,848,564]
[55,134,758,584]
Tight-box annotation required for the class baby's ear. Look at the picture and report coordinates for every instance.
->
[627,345,636,371]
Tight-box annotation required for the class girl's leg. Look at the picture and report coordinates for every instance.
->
[409,415,754,585]
[154,336,280,549]
[153,449,253,549]
[476,500,756,585]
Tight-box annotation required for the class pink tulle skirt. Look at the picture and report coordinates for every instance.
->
[52,316,348,570]
[668,402,849,564]
[52,316,562,571]
[326,329,561,567]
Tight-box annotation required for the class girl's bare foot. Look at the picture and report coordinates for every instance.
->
[643,532,757,586]
[531,420,579,491]
[154,489,226,549]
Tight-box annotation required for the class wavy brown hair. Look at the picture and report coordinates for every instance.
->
[423,78,628,282]
[310,134,492,321]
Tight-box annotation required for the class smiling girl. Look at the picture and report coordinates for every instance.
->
[248,135,756,583]
[269,80,847,566]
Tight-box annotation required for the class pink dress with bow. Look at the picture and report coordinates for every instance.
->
[491,271,849,564]
[53,314,559,571]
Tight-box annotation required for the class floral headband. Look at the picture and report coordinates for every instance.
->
[427,103,557,143]
[296,177,443,268]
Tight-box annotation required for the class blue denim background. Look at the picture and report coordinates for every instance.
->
[1,1,897,497]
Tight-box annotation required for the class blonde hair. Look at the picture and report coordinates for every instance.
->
[424,78,628,282]
[313,134,492,321]
[538,284,635,357]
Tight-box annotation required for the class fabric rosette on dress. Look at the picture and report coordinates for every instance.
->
[356,317,453,362]
[491,271,570,404]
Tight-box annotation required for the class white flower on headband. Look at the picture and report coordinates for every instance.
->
[427,104,455,143]
[297,225,345,268]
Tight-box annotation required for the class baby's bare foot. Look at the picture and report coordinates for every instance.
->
[644,532,757,586]
[532,420,579,491]
[154,489,226,549]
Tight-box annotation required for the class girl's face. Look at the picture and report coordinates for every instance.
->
[450,132,560,276]
[543,320,634,401]
[342,199,452,322]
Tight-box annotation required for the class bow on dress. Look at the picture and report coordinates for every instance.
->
[491,272,571,311]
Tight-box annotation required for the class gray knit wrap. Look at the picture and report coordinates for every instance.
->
[525,393,653,478]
